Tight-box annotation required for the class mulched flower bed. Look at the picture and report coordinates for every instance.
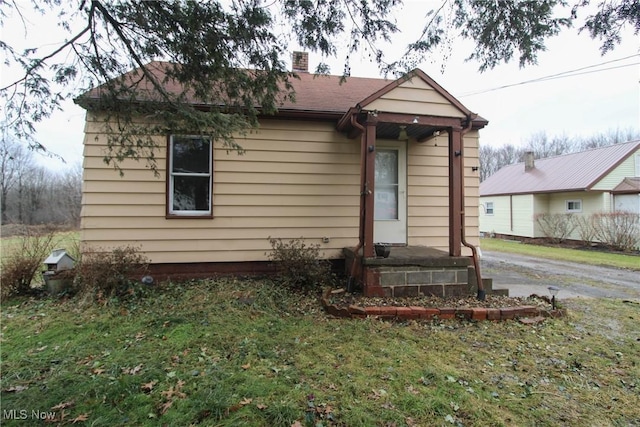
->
[322,288,565,322]
[326,288,552,310]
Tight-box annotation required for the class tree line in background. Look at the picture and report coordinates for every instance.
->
[1,136,81,227]
[479,127,640,182]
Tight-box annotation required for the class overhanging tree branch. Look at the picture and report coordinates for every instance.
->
[1,0,636,165]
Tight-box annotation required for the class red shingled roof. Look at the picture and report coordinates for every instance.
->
[280,72,391,113]
[75,61,484,120]
[77,61,393,114]
[480,140,640,196]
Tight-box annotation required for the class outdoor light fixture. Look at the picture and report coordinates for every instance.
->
[548,286,559,310]
[412,116,419,124]
[398,126,408,140]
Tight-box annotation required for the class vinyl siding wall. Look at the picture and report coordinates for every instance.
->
[82,114,480,263]
[591,148,640,190]
[479,194,536,238]
[480,191,609,240]
[547,191,608,215]
[547,191,609,240]
[479,195,510,236]
[82,116,361,263]
[532,194,549,237]
[407,131,480,255]
[366,78,466,118]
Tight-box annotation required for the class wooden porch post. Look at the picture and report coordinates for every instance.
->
[448,127,462,256]
[363,114,378,258]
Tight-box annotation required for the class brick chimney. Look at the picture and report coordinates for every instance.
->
[524,151,535,171]
[292,51,309,73]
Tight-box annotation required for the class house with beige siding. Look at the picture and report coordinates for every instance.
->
[479,141,640,241]
[76,55,490,297]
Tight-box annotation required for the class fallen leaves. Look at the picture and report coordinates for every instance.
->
[76,355,96,366]
[368,388,388,400]
[40,401,87,425]
[122,364,143,375]
[51,401,75,411]
[406,385,420,395]
[161,380,186,400]
[141,380,158,393]
[239,397,253,406]
[158,380,187,415]
[71,413,89,423]
[3,385,28,393]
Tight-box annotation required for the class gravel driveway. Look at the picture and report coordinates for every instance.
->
[480,250,640,300]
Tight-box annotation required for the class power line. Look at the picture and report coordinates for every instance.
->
[459,54,640,97]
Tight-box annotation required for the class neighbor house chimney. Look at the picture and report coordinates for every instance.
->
[524,151,535,171]
[292,51,309,73]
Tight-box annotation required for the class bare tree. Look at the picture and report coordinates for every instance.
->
[577,127,640,150]
[18,166,48,225]
[524,131,576,159]
[0,134,34,224]
[480,127,639,182]
[49,164,82,226]
[479,143,526,182]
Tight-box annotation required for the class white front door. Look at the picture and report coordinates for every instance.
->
[374,140,407,244]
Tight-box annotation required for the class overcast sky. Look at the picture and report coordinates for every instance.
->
[2,1,639,171]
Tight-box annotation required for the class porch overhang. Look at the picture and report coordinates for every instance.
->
[338,108,486,260]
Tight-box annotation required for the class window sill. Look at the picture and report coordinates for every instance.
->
[166,213,214,219]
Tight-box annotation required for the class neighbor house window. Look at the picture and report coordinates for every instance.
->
[168,135,212,217]
[566,199,582,212]
[485,202,494,215]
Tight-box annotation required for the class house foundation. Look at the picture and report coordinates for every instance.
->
[344,246,476,298]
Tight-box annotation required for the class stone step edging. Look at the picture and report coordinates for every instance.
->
[321,291,567,322]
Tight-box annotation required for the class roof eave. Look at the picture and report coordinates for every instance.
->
[480,188,594,197]
[585,142,640,189]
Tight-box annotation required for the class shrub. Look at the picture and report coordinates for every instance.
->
[0,230,58,301]
[591,212,640,252]
[575,215,598,246]
[267,237,334,291]
[534,213,577,243]
[74,246,150,302]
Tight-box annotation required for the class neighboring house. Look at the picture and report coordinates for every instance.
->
[75,53,488,297]
[479,141,640,240]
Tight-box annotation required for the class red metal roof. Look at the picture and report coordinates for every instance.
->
[480,140,640,196]
[613,177,640,194]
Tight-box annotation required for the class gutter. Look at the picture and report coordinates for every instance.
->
[459,114,485,300]
[347,112,366,292]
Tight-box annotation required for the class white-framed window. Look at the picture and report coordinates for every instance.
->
[565,199,582,213]
[485,202,494,215]
[168,135,212,217]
